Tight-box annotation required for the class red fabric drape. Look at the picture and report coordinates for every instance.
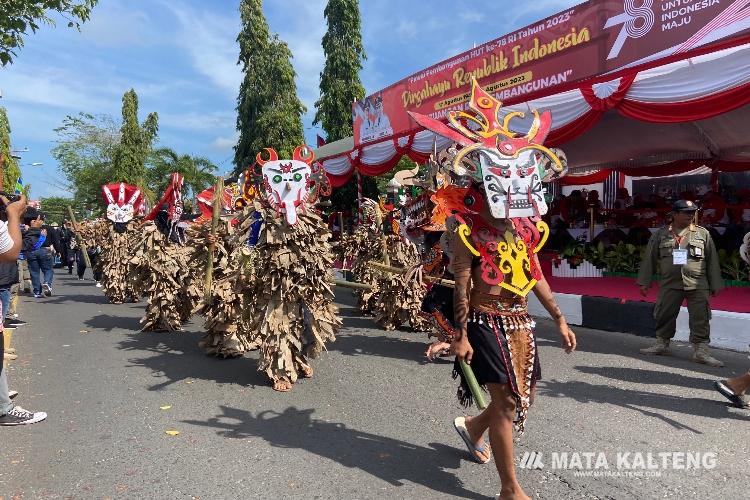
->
[328,171,354,188]
[580,72,637,111]
[619,81,750,123]
[546,109,604,147]
[561,169,612,185]
[714,160,750,172]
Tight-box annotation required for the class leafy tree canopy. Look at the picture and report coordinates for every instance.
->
[0,107,22,193]
[0,0,98,65]
[314,0,366,142]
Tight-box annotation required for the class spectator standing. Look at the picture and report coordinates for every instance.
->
[59,221,74,274]
[0,259,19,328]
[637,200,724,366]
[22,208,55,297]
[0,193,47,425]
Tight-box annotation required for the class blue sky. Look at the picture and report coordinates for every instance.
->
[0,0,577,198]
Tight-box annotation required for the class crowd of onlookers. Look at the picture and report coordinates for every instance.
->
[0,203,106,425]
[545,187,750,252]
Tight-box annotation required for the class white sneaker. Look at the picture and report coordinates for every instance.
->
[0,405,47,425]
[95,282,102,288]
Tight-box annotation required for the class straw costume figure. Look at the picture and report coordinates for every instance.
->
[129,174,201,331]
[340,198,383,313]
[98,183,144,304]
[191,175,258,358]
[371,233,428,331]
[242,146,341,392]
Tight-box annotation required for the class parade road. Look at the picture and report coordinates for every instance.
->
[2,271,748,499]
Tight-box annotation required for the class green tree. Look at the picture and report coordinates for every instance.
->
[0,0,98,65]
[254,36,306,157]
[234,0,270,173]
[0,107,23,193]
[51,112,119,212]
[314,0,368,214]
[314,0,366,142]
[233,0,305,174]
[38,195,87,224]
[147,147,217,202]
[110,89,158,190]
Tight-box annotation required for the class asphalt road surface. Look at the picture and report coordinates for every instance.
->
[2,271,748,499]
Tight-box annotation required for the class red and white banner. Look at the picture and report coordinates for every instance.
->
[352,0,750,147]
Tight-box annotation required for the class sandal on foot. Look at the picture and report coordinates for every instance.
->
[714,380,749,408]
[453,416,491,464]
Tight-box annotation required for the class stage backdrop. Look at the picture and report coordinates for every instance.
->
[353,0,750,147]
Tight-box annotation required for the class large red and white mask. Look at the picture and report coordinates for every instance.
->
[409,79,565,220]
[256,147,314,226]
[476,148,547,219]
[102,183,143,224]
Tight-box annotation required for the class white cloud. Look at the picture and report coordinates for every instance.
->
[78,1,163,48]
[211,133,239,152]
[164,0,242,96]
[0,66,118,111]
[396,20,418,39]
[159,110,235,132]
[459,11,483,23]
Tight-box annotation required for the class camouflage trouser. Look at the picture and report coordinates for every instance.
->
[653,287,711,344]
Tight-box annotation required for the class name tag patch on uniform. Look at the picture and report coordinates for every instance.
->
[673,249,688,265]
[694,246,702,257]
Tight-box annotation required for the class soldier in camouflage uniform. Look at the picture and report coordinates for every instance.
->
[637,199,724,367]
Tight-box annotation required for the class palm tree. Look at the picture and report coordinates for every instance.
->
[147,147,218,207]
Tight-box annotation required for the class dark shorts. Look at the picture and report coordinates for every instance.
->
[454,309,541,410]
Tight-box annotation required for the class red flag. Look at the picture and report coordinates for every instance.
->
[316,134,327,147]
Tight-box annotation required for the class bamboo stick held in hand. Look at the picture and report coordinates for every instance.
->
[67,205,92,269]
[459,360,488,410]
[203,176,224,303]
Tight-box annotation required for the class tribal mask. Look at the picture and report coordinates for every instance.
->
[253,146,331,226]
[409,78,564,219]
[102,182,144,224]
[144,173,186,242]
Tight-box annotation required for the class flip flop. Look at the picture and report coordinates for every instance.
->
[453,416,491,464]
[714,380,749,408]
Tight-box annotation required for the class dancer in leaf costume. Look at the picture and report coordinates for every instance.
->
[192,175,258,358]
[129,174,201,331]
[98,183,144,304]
[243,146,340,392]
[339,198,383,313]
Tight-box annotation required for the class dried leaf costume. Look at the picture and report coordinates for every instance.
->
[98,183,144,304]
[371,235,428,331]
[191,176,258,357]
[129,174,201,331]
[341,198,383,313]
[243,146,341,391]
[410,79,567,433]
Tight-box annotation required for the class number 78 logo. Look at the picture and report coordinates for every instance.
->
[604,0,655,60]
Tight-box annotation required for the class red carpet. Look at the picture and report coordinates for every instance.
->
[545,275,750,313]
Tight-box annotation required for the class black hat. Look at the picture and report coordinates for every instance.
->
[22,206,43,223]
[672,199,698,212]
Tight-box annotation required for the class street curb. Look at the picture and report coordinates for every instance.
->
[528,293,750,352]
